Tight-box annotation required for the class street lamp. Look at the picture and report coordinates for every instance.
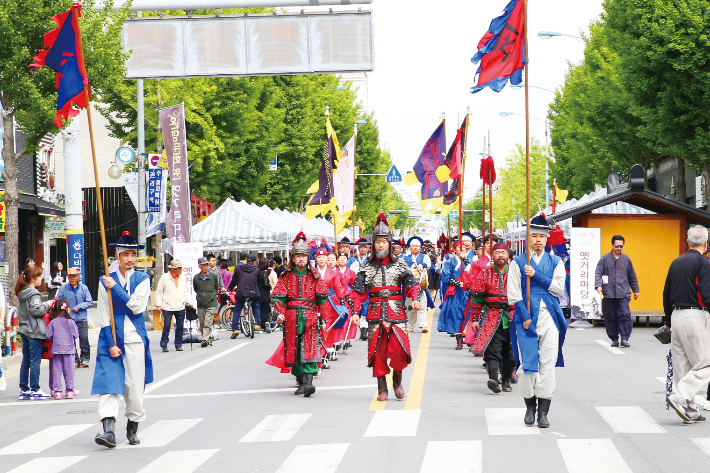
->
[537,31,584,42]
[510,83,555,94]
[108,164,123,179]
[499,111,551,209]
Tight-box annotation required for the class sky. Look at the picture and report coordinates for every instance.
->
[302,0,605,215]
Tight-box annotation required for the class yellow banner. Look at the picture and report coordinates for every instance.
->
[0,192,5,232]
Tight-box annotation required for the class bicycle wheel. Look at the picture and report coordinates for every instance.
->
[249,312,256,339]
[219,305,234,331]
[240,306,252,338]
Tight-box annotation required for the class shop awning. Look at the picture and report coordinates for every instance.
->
[19,194,65,217]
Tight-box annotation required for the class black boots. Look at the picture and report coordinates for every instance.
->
[302,373,315,397]
[501,379,512,392]
[376,377,388,401]
[487,367,501,393]
[392,371,405,400]
[294,375,306,395]
[126,420,140,445]
[524,397,537,426]
[537,398,551,428]
[95,417,116,448]
[360,327,368,340]
[455,334,464,350]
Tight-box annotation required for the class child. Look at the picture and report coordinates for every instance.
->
[45,298,80,399]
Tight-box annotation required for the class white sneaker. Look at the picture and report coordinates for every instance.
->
[0,375,6,392]
[29,389,51,400]
[703,400,710,411]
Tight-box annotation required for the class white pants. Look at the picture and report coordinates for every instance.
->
[520,309,559,400]
[406,292,428,331]
[98,342,146,422]
[670,308,710,419]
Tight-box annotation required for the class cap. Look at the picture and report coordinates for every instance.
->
[198,257,209,265]
[67,267,80,275]
[492,243,508,252]
[407,236,424,247]
[247,254,257,263]
[314,247,329,257]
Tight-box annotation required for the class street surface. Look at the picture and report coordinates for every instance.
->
[0,311,707,473]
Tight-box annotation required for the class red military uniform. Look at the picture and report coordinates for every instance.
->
[314,264,348,351]
[351,214,421,401]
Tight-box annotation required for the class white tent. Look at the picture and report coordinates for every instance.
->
[191,198,336,252]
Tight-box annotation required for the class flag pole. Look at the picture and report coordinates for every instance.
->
[481,135,486,243]
[72,3,117,346]
[326,105,338,247]
[488,130,493,258]
[523,0,531,313]
[462,107,470,239]
[352,122,358,241]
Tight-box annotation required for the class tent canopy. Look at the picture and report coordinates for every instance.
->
[191,198,336,252]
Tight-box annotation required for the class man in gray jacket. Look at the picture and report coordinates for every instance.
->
[594,235,640,348]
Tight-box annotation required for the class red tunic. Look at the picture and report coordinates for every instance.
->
[337,266,358,340]
[464,265,515,355]
[270,268,328,367]
[315,266,348,348]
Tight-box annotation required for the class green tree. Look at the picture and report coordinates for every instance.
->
[493,140,547,228]
[604,0,710,189]
[0,0,129,303]
[461,196,484,232]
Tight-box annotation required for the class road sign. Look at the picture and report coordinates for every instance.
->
[386,165,402,183]
[269,156,277,171]
[116,146,135,164]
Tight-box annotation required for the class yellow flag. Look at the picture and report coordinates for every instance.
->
[554,184,569,204]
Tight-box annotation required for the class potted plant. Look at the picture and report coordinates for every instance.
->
[135,256,156,268]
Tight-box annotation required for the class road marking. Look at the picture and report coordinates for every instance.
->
[0,424,94,455]
[276,443,349,473]
[137,449,219,473]
[405,308,434,410]
[239,414,312,442]
[594,340,625,355]
[485,408,540,436]
[116,418,202,449]
[420,440,482,473]
[595,406,666,433]
[692,438,710,458]
[5,456,87,473]
[655,377,666,384]
[145,342,250,393]
[0,384,377,408]
[557,439,632,473]
[363,409,420,437]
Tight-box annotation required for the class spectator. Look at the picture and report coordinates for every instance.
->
[48,262,66,299]
[193,257,221,348]
[46,298,80,399]
[229,254,261,338]
[207,253,225,290]
[156,259,191,352]
[273,256,286,278]
[257,258,277,333]
[15,267,51,400]
[219,260,233,289]
[56,267,94,368]
[594,235,640,348]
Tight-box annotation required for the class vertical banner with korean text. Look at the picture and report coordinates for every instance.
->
[160,104,191,254]
[146,153,167,237]
[571,227,602,320]
[172,241,202,307]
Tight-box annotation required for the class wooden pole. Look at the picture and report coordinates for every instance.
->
[481,135,486,243]
[489,169,493,257]
[72,4,117,346]
[523,0,531,313]
[352,124,357,241]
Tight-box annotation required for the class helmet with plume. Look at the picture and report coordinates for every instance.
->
[372,213,392,241]
[291,232,309,256]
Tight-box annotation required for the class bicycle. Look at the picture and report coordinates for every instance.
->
[218,290,236,331]
[240,298,256,339]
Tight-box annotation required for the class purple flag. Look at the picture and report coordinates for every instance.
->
[412,122,446,201]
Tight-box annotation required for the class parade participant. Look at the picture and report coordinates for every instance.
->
[93,231,153,448]
[336,252,360,344]
[466,243,516,394]
[351,214,421,401]
[402,236,431,335]
[350,238,370,273]
[461,232,477,262]
[338,237,358,268]
[475,242,484,260]
[438,241,470,349]
[326,252,338,269]
[393,239,405,257]
[314,248,350,363]
[269,233,329,397]
[508,215,567,428]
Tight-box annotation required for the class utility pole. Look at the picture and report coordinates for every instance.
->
[137,10,146,257]
[63,118,85,280]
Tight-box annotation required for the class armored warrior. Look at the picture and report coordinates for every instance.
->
[268,232,329,397]
[465,243,516,394]
[352,214,422,401]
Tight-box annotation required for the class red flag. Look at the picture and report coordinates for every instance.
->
[448,129,463,180]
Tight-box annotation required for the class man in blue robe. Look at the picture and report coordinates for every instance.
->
[93,231,153,448]
[438,241,470,349]
[403,236,431,334]
[509,215,567,428]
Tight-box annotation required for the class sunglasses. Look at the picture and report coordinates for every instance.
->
[614,245,624,249]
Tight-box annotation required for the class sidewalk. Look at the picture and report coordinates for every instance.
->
[2,308,156,376]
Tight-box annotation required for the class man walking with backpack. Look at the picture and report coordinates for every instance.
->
[230,254,262,338]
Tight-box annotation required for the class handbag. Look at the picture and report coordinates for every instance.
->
[185,306,198,321]
[653,325,672,345]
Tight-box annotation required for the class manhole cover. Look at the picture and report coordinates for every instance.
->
[66,409,97,414]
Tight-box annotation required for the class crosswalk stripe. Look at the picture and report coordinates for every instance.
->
[5,456,87,473]
[485,408,540,436]
[691,438,710,458]
[557,439,632,473]
[239,414,312,442]
[116,418,203,449]
[420,440,482,473]
[276,443,349,473]
[595,406,667,433]
[363,409,421,437]
[594,340,625,355]
[0,424,94,455]
[137,449,219,473]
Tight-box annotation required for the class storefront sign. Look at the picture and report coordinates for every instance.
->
[570,227,602,320]
[160,104,191,253]
[46,219,66,239]
[122,172,139,213]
